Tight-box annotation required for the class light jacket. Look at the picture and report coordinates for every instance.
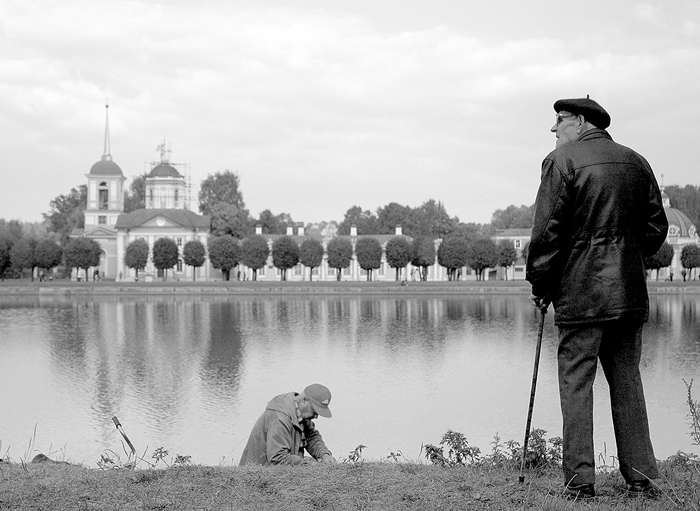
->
[526,129,668,325]
[239,392,332,465]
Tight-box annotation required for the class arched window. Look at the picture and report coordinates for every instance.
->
[99,182,109,210]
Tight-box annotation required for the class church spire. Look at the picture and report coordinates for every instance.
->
[102,99,112,161]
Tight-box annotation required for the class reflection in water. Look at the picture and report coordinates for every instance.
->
[0,294,698,467]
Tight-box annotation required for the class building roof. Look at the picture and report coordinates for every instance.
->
[148,163,182,178]
[115,209,210,230]
[89,155,124,176]
[493,228,532,237]
[662,190,697,238]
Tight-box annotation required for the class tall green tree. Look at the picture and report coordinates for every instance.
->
[437,236,469,281]
[377,203,413,235]
[9,238,37,280]
[326,238,353,281]
[240,235,269,281]
[43,185,87,245]
[644,242,674,281]
[0,237,12,280]
[35,239,62,276]
[411,237,436,281]
[272,236,300,281]
[257,210,295,235]
[124,239,149,280]
[199,170,247,215]
[299,238,324,281]
[385,236,412,281]
[466,238,498,281]
[412,199,456,238]
[491,204,535,229]
[183,240,207,281]
[338,206,378,235]
[680,244,700,281]
[64,237,101,281]
[496,239,518,281]
[124,173,148,213]
[152,238,179,281]
[208,235,240,281]
[209,202,252,238]
[0,219,24,243]
[355,237,382,281]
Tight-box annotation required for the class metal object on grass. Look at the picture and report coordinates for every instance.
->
[112,415,137,461]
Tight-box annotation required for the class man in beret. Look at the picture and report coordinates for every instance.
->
[239,383,338,465]
[526,97,668,499]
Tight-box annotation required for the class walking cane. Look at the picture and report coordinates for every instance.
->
[519,308,547,483]
[112,416,137,461]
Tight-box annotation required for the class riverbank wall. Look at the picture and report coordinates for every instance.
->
[1,281,699,296]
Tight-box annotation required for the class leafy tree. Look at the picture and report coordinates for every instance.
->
[271,236,299,281]
[0,237,12,280]
[257,209,295,235]
[199,170,247,215]
[437,236,469,281]
[412,199,456,238]
[496,239,518,280]
[35,239,62,275]
[152,238,179,281]
[680,244,700,281]
[10,238,37,280]
[299,238,324,281]
[124,239,149,280]
[385,236,412,281]
[491,204,535,230]
[644,242,674,281]
[124,173,148,213]
[183,240,206,281]
[338,206,378,235]
[326,238,353,281]
[355,237,382,281]
[466,238,498,281]
[209,202,253,239]
[411,236,436,281]
[208,235,241,281]
[64,237,101,281]
[377,203,413,235]
[43,185,87,245]
[240,235,269,281]
[0,219,24,243]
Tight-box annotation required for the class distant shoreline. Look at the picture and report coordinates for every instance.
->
[1,279,698,296]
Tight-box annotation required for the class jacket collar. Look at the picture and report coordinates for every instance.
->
[576,128,612,143]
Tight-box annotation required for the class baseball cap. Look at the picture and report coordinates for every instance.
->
[304,383,332,418]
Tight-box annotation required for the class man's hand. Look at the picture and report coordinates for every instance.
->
[321,454,337,464]
[528,293,550,312]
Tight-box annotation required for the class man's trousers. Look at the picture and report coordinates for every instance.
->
[557,320,659,486]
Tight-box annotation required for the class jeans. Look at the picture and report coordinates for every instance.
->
[557,320,659,486]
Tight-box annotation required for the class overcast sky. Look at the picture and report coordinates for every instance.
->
[2,0,698,226]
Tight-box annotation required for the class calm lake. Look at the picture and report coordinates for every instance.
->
[1,293,699,467]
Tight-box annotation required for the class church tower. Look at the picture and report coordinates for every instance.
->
[85,101,126,227]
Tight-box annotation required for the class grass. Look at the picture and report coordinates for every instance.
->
[1,456,699,510]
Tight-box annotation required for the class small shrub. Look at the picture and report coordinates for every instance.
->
[684,379,700,445]
[342,444,366,463]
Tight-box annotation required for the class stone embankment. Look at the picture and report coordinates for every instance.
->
[0,281,698,296]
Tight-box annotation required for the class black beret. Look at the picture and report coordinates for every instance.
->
[553,97,611,129]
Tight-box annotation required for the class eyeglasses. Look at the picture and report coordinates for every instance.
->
[555,113,577,126]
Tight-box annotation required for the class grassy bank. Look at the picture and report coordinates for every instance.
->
[1,457,699,510]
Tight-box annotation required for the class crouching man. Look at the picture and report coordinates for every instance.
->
[239,383,338,465]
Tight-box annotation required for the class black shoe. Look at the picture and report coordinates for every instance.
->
[564,483,595,500]
[626,480,657,498]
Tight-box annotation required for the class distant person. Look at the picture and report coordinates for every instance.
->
[239,383,337,466]
[526,97,668,499]
[39,270,45,282]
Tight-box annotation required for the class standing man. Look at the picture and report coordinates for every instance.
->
[526,97,668,499]
[239,383,337,465]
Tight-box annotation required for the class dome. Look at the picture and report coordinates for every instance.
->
[148,163,182,178]
[89,155,123,176]
[665,207,697,238]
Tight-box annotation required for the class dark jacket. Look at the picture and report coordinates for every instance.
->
[526,129,668,325]
[239,392,332,465]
